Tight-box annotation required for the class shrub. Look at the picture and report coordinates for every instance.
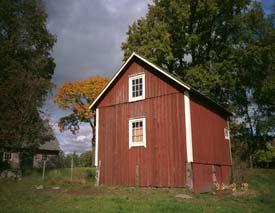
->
[83,168,95,179]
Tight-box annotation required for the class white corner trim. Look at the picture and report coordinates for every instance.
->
[128,73,145,102]
[227,120,233,164]
[184,91,193,162]
[95,108,99,166]
[129,117,146,148]
[224,127,230,140]
[89,52,190,109]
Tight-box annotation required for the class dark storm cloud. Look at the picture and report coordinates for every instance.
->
[45,0,150,84]
[44,0,150,154]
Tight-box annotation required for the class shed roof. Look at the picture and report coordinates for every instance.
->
[89,52,231,116]
[38,139,61,152]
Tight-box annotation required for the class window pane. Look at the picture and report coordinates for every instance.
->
[132,121,144,143]
[139,78,142,84]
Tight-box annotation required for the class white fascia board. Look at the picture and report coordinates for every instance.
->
[89,52,190,109]
[184,91,193,162]
[134,53,191,91]
[89,52,136,110]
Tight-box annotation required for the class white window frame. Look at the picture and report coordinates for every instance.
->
[128,73,145,102]
[3,152,12,161]
[42,154,48,161]
[129,117,146,148]
[224,127,230,140]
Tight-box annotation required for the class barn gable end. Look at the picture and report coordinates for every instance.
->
[96,57,187,187]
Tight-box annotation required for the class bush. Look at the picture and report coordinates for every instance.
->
[254,144,275,168]
[83,168,95,179]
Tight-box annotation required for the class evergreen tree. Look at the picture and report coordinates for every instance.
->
[0,0,56,149]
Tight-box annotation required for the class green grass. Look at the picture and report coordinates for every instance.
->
[0,168,274,212]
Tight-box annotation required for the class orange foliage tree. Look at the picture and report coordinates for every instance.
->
[55,76,109,150]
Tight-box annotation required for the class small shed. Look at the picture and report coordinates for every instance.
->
[90,52,232,193]
[32,139,61,168]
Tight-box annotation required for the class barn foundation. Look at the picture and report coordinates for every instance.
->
[186,162,193,191]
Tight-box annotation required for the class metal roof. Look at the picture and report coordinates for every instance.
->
[39,139,61,152]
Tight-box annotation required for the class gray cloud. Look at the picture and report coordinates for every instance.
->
[44,0,150,154]
[51,122,92,155]
[45,0,150,84]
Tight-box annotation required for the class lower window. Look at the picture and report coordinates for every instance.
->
[129,117,146,148]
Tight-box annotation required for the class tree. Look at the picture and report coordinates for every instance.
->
[79,151,93,167]
[0,0,56,149]
[122,0,274,163]
[122,0,249,103]
[254,143,275,168]
[55,76,109,151]
[62,152,81,168]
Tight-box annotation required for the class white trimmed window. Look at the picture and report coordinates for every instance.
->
[129,117,146,148]
[42,154,48,161]
[3,152,12,161]
[224,128,230,140]
[129,73,145,102]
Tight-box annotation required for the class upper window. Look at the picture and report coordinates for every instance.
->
[129,117,146,148]
[129,73,145,102]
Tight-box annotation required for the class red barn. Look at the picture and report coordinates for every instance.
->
[90,52,232,193]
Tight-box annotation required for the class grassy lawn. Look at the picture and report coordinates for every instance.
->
[0,168,274,213]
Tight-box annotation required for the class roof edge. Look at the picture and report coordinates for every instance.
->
[89,52,136,110]
[89,52,190,110]
[89,52,231,117]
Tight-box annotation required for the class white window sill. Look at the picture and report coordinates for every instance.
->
[129,143,146,148]
[129,96,145,102]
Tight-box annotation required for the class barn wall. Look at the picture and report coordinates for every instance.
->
[98,61,187,187]
[190,97,232,192]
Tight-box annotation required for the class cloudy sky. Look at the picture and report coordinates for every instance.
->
[44,0,150,154]
[43,0,273,155]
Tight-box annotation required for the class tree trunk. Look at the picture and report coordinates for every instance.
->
[249,155,253,168]
[89,119,96,166]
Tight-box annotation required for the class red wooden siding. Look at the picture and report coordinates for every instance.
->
[192,164,231,192]
[98,62,179,108]
[192,164,212,192]
[98,61,187,187]
[190,97,231,192]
